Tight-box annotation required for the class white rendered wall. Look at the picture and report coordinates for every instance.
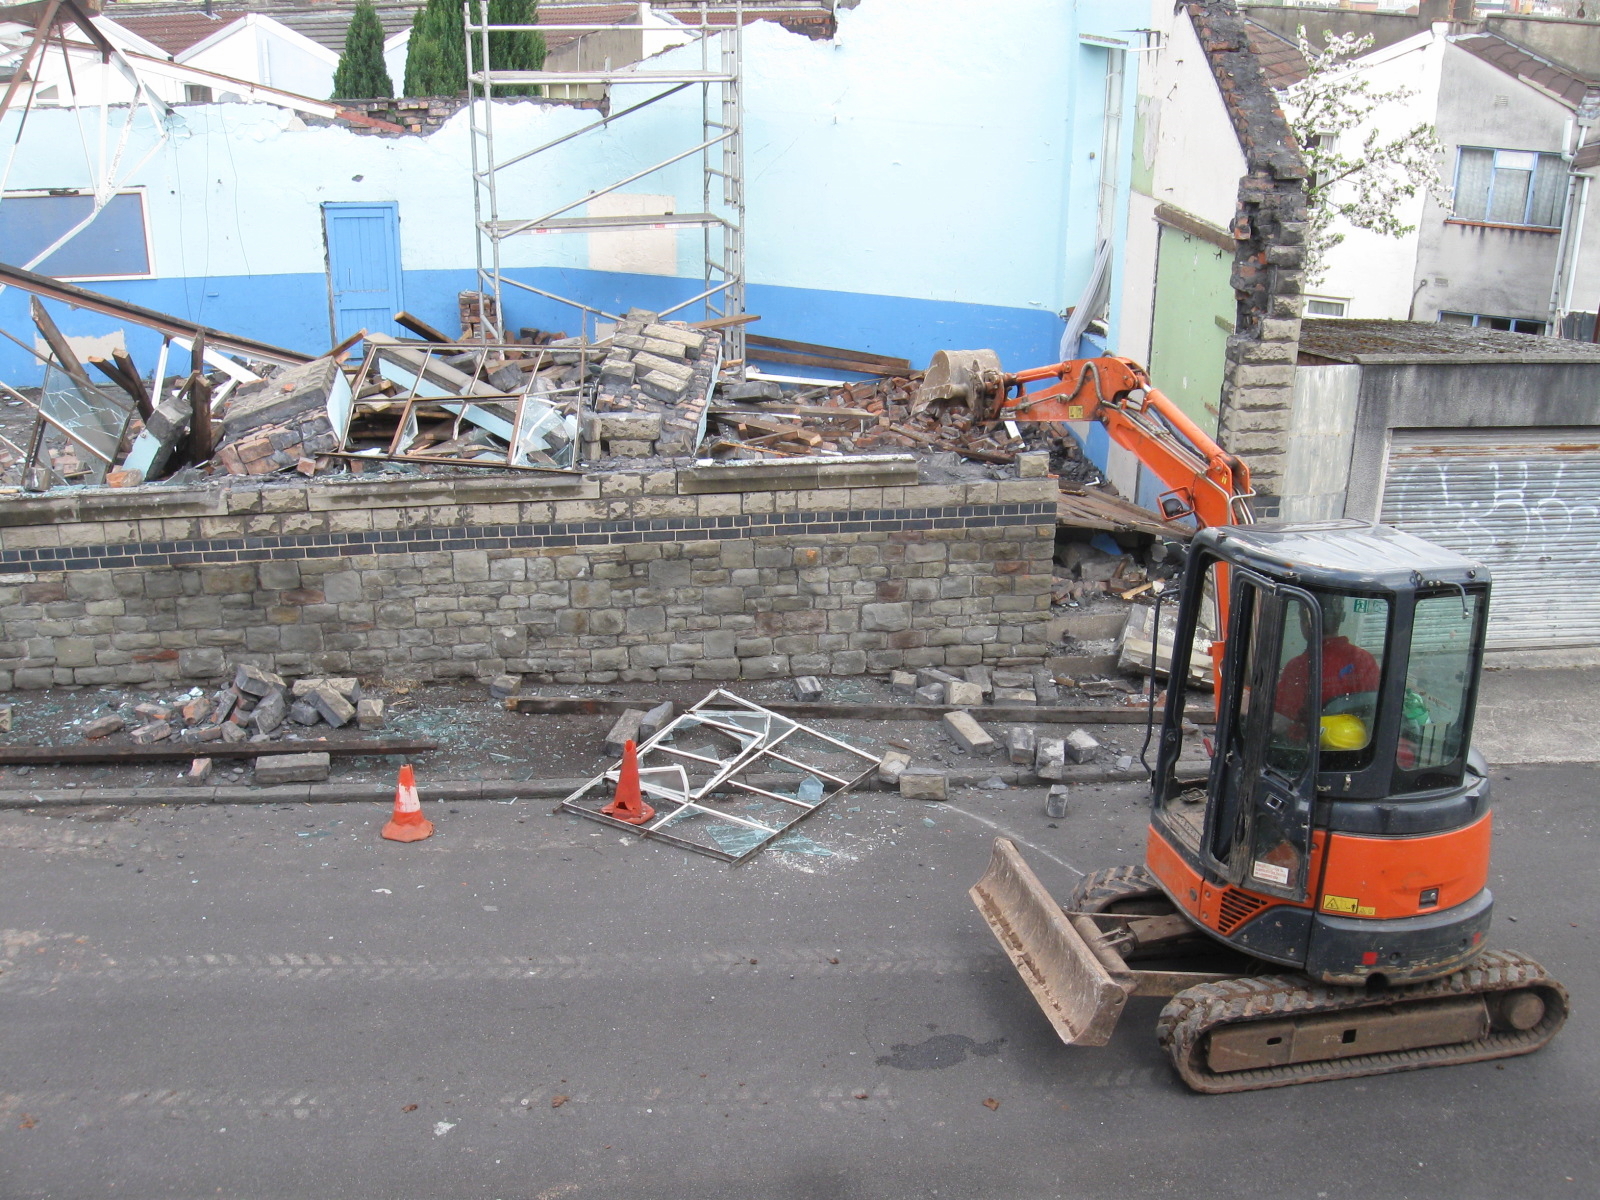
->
[1299,30,1441,319]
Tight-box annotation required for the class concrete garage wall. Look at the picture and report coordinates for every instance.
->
[0,465,1056,690]
[1342,361,1600,521]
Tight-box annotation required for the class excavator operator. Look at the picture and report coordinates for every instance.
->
[1274,593,1381,751]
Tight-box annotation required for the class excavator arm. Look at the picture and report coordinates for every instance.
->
[991,355,1254,530]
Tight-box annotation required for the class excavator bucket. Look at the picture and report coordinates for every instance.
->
[969,838,1133,1046]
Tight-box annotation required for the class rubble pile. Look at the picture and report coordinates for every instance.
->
[703,370,1047,463]
[79,663,384,749]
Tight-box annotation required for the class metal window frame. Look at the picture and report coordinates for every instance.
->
[1452,146,1564,229]
[0,188,156,281]
[558,689,881,864]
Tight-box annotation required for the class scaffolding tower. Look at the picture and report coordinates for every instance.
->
[464,1,748,359]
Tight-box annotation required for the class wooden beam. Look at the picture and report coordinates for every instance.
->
[506,696,1209,725]
[89,356,146,407]
[327,328,367,360]
[394,311,454,343]
[111,348,153,418]
[688,313,762,331]
[0,738,439,766]
[30,296,91,383]
[744,347,913,377]
[186,371,214,464]
[747,333,911,371]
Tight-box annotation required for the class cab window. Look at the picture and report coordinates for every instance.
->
[1397,591,1484,789]
[1276,591,1390,772]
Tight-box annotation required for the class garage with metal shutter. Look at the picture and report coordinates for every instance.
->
[1380,429,1600,650]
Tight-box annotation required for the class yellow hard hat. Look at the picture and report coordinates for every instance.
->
[1319,713,1369,751]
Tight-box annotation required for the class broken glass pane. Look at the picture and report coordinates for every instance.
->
[38,365,133,483]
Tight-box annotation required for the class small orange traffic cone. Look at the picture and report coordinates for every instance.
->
[600,739,655,825]
[381,763,434,842]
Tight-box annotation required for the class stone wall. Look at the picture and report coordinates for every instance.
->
[0,459,1057,690]
[1187,0,1309,519]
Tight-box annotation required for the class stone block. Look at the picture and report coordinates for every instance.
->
[991,669,1032,689]
[914,683,945,705]
[488,673,521,699]
[254,751,330,784]
[861,603,912,632]
[639,700,675,740]
[889,670,917,698]
[130,721,172,744]
[1065,728,1101,763]
[994,687,1037,704]
[179,647,226,679]
[219,721,248,743]
[1032,668,1060,704]
[135,702,173,722]
[1035,737,1066,780]
[877,749,912,786]
[943,710,996,755]
[322,571,365,604]
[793,676,824,703]
[356,698,384,730]
[288,699,320,726]
[945,680,985,708]
[604,708,646,756]
[309,684,355,728]
[899,769,948,801]
[963,664,994,696]
[251,690,287,734]
[1045,785,1069,819]
[234,663,286,697]
[83,713,124,740]
[1007,725,1036,766]
[211,689,238,723]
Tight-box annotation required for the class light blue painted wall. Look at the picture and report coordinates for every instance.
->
[0,0,1139,383]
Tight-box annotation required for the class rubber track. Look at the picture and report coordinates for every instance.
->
[1155,948,1569,1093]
[1067,864,1163,913]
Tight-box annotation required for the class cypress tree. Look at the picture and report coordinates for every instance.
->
[331,0,394,100]
[402,0,545,98]
[404,0,466,97]
[487,0,546,96]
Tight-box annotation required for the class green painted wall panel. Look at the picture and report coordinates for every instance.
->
[1147,224,1232,435]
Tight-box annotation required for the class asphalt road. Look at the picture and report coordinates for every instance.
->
[1,764,1595,1200]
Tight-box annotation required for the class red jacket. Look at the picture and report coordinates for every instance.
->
[1275,636,1381,719]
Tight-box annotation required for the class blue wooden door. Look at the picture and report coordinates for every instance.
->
[323,202,404,343]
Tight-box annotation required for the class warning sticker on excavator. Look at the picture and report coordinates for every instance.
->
[1323,894,1377,916]
[1251,860,1289,886]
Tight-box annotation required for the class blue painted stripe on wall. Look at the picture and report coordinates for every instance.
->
[0,267,1066,387]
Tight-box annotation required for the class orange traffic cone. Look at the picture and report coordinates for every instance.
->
[600,740,655,825]
[381,763,434,842]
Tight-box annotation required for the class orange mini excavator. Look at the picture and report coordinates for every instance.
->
[936,351,1569,1092]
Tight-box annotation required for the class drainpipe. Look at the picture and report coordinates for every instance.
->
[1551,95,1600,333]
[1563,175,1592,328]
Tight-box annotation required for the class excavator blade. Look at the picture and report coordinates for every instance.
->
[969,837,1133,1046]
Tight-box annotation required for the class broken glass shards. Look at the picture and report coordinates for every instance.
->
[35,364,135,484]
[558,690,881,863]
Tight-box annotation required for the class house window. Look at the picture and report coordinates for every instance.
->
[0,191,152,279]
[184,84,213,103]
[1452,147,1566,229]
[1439,311,1547,335]
[1305,297,1348,317]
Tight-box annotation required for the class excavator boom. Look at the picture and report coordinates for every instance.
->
[992,356,1254,530]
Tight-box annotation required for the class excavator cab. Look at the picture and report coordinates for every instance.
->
[1147,522,1495,985]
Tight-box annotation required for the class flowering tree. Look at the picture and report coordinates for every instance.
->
[1281,30,1451,287]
